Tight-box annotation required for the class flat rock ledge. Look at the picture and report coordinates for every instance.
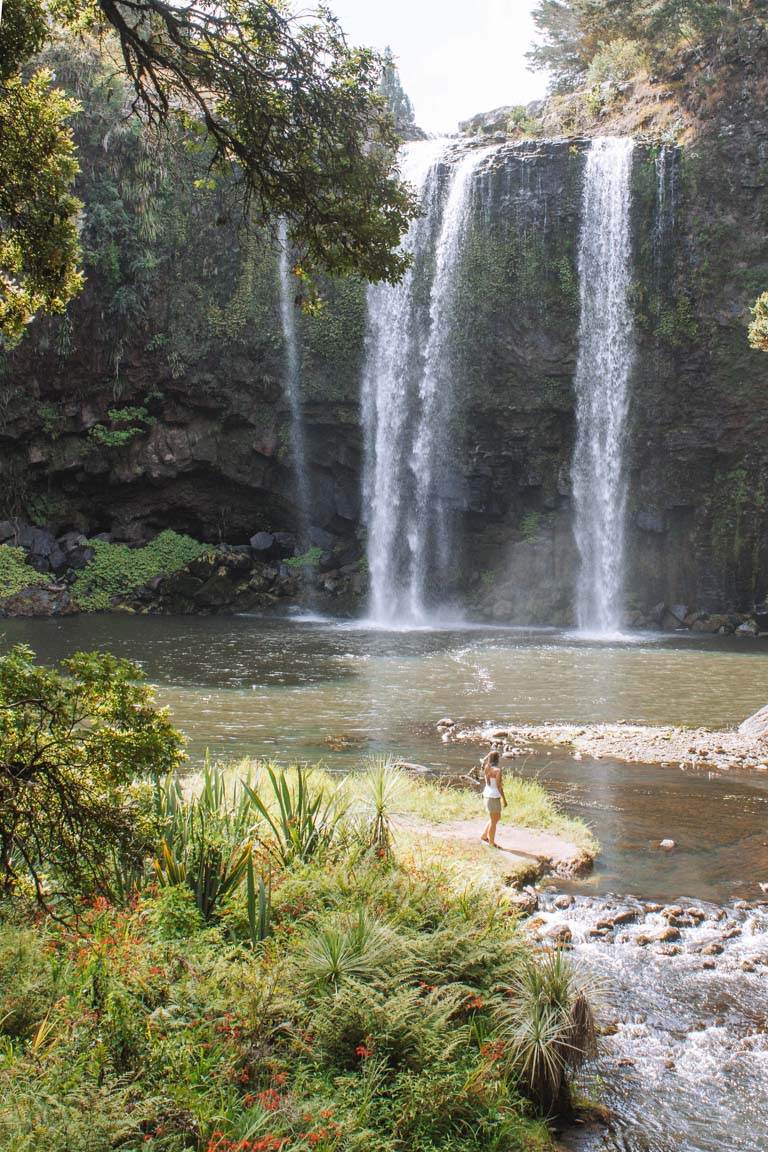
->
[393,815,593,882]
[449,721,768,773]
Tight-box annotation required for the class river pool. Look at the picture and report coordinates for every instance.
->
[3,613,767,906]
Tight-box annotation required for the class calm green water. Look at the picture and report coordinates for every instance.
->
[3,613,768,904]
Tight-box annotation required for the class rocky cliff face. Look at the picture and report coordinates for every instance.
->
[2,52,768,623]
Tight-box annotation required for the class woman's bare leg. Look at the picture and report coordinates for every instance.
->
[481,820,490,842]
[488,812,500,847]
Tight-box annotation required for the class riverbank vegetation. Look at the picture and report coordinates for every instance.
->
[0,646,598,1150]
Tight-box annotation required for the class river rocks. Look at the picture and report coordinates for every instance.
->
[738,705,768,739]
[636,926,681,946]
[436,718,456,731]
[541,923,573,947]
[736,620,759,637]
[0,584,77,617]
[659,839,676,850]
[596,908,638,929]
[505,888,539,916]
[394,761,431,775]
[461,719,768,774]
[249,531,279,559]
[0,519,367,616]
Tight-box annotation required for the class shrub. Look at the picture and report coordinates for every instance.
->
[357,757,407,859]
[283,545,323,570]
[585,38,648,86]
[242,763,346,866]
[0,807,593,1151]
[71,529,207,610]
[749,291,768,351]
[88,405,156,448]
[0,645,184,906]
[497,950,597,1115]
[297,910,405,993]
[154,765,257,922]
[0,545,49,597]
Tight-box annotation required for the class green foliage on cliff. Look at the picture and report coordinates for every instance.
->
[0,36,83,347]
[0,0,420,348]
[72,530,207,611]
[528,0,756,91]
[749,292,768,351]
[0,545,49,597]
[656,295,699,346]
[89,406,156,448]
[585,37,649,86]
[300,276,369,396]
[284,546,323,570]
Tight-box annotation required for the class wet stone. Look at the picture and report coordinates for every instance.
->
[542,923,573,947]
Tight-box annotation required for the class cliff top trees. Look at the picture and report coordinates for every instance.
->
[0,0,418,348]
[0,2,83,346]
[528,0,761,90]
[378,47,418,137]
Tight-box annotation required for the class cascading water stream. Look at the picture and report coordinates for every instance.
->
[362,142,488,626]
[277,219,311,536]
[361,140,445,626]
[408,148,487,620]
[571,137,636,636]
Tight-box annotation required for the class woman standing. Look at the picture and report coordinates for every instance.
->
[481,748,507,847]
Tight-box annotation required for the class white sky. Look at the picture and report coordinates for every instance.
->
[327,1,548,134]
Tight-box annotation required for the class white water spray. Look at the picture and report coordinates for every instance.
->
[362,143,487,626]
[572,137,636,635]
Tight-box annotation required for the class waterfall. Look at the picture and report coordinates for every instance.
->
[571,137,636,635]
[362,142,486,626]
[277,219,311,534]
[653,143,678,280]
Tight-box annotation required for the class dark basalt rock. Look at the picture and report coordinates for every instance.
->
[2,58,768,620]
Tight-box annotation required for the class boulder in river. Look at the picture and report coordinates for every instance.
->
[738,705,768,739]
[542,923,573,947]
[249,531,278,559]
